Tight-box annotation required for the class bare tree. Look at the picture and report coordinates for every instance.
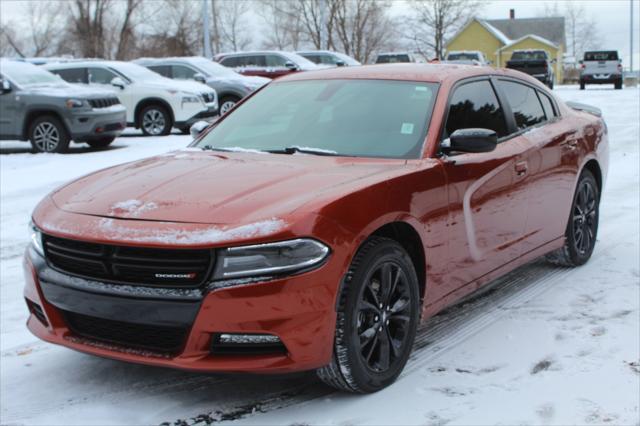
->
[332,0,397,63]
[114,0,143,60]
[217,0,252,51]
[261,0,304,50]
[563,2,601,59]
[292,0,339,49]
[0,2,63,58]
[408,0,485,59]
[65,0,112,58]
[137,0,202,57]
[0,25,26,57]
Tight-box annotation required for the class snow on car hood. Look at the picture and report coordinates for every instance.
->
[142,78,214,94]
[50,150,406,225]
[22,84,117,98]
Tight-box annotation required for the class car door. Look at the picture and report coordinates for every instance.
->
[88,67,133,118]
[439,78,531,293]
[0,75,19,137]
[497,79,580,253]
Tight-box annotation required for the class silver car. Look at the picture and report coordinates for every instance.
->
[135,57,269,115]
[580,51,623,90]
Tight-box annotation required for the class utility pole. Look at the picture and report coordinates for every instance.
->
[202,0,212,59]
[320,0,327,49]
[631,0,634,72]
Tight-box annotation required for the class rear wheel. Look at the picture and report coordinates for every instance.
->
[546,170,600,266]
[86,136,115,149]
[29,115,70,153]
[139,104,172,136]
[317,237,420,393]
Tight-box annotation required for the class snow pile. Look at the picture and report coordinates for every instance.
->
[109,199,158,217]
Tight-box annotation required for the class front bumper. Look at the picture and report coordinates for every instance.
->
[67,106,127,142]
[176,105,219,128]
[23,242,339,373]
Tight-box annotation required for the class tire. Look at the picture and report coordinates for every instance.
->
[580,81,585,90]
[139,104,172,136]
[28,115,70,153]
[316,237,420,393]
[615,80,622,90]
[546,169,600,267]
[219,95,241,115]
[86,136,115,149]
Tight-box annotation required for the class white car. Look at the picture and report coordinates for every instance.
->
[444,50,489,66]
[45,61,218,136]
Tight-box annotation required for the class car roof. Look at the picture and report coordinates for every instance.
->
[135,56,205,64]
[44,60,122,69]
[275,63,536,85]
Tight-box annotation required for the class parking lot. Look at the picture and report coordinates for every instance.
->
[1,86,638,425]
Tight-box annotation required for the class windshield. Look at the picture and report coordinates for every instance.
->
[447,53,479,61]
[191,58,239,77]
[1,61,66,87]
[511,51,547,61]
[194,79,438,159]
[376,54,411,64]
[110,62,166,81]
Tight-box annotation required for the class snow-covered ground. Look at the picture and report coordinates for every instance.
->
[1,87,638,426]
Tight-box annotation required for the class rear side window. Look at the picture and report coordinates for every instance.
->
[445,80,508,138]
[265,55,288,67]
[498,81,546,130]
[220,56,239,67]
[148,65,171,78]
[52,68,86,83]
[301,54,321,64]
[584,51,618,61]
[244,55,266,67]
[538,92,556,120]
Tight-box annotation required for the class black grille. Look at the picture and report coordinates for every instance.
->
[88,97,120,109]
[63,310,188,354]
[201,92,215,103]
[43,235,213,287]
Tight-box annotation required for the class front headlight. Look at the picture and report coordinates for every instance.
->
[213,238,329,280]
[29,222,44,256]
[181,93,201,103]
[65,99,85,109]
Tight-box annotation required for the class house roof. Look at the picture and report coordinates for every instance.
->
[485,17,566,48]
[498,34,560,51]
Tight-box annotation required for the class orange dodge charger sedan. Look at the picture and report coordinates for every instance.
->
[24,64,608,392]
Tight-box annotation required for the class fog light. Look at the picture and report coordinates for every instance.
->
[210,333,286,355]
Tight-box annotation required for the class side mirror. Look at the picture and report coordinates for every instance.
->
[284,61,298,70]
[110,77,126,89]
[0,79,11,94]
[190,120,211,139]
[443,128,497,154]
[193,73,206,84]
[335,60,346,67]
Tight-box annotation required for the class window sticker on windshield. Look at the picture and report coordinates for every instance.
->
[401,123,415,135]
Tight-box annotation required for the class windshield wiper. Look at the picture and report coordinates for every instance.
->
[266,146,339,156]
[201,145,264,154]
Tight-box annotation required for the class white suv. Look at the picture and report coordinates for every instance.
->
[46,61,218,136]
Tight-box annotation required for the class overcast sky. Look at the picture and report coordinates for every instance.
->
[1,0,639,68]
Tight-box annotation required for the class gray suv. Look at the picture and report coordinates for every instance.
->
[0,60,126,153]
[134,57,269,115]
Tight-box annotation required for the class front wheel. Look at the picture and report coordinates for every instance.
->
[219,95,241,115]
[139,105,172,136]
[546,169,600,266]
[29,115,70,153]
[317,237,420,393]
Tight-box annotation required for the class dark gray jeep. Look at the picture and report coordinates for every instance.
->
[0,59,126,153]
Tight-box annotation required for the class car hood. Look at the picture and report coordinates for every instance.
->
[209,75,270,87]
[142,78,214,94]
[50,150,407,225]
[22,84,116,99]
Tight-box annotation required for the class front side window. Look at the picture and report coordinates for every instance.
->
[445,80,508,138]
[265,55,288,68]
[172,65,197,80]
[194,79,438,159]
[498,81,546,130]
[301,54,321,64]
[243,55,266,68]
[220,56,239,68]
[89,67,117,84]
[148,65,171,78]
[52,68,87,84]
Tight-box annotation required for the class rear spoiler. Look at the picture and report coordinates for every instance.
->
[566,101,602,117]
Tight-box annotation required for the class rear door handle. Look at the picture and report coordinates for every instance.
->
[515,161,528,176]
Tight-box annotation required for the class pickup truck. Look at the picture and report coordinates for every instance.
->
[580,50,623,90]
[444,50,488,65]
[506,50,555,89]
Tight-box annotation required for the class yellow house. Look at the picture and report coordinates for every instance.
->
[446,15,565,83]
